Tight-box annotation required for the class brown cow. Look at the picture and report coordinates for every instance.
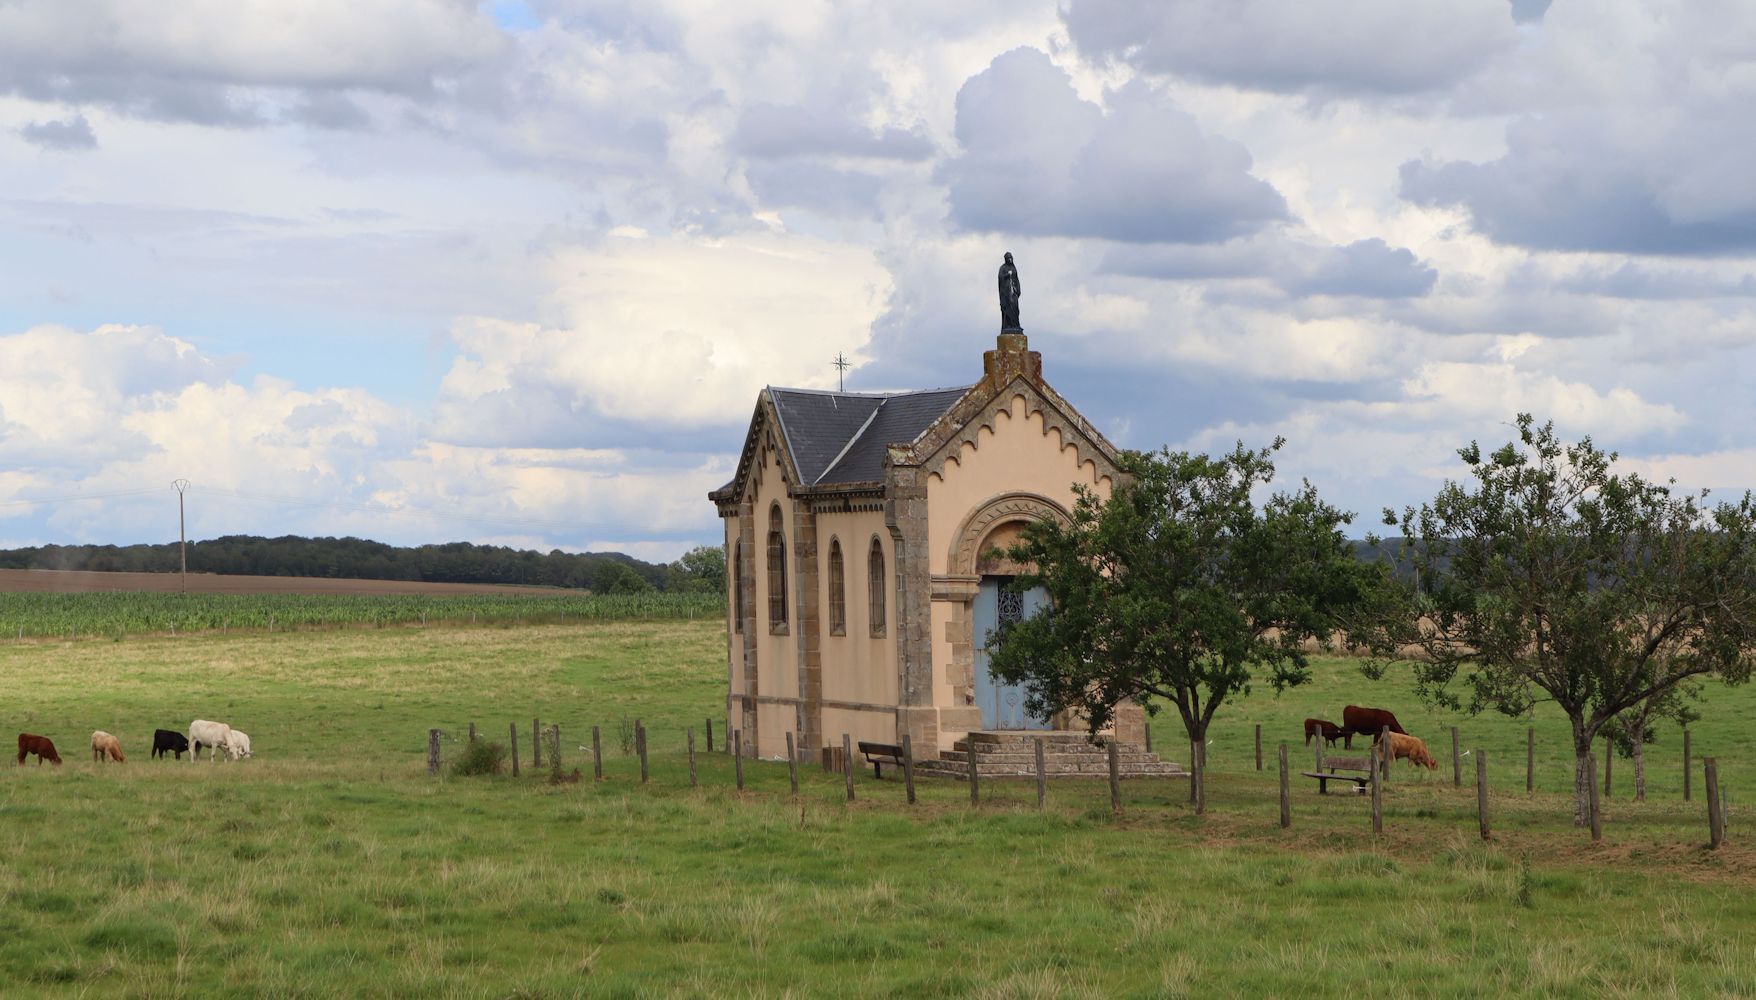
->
[91,731,126,763]
[1303,718,1343,746]
[17,733,61,766]
[1386,732,1438,770]
[1341,705,1408,748]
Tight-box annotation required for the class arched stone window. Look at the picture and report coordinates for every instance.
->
[827,538,846,635]
[731,540,744,633]
[868,537,887,637]
[767,505,787,631]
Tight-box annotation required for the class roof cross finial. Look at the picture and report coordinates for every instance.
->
[832,352,851,392]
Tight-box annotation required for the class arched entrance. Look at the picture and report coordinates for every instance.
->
[948,494,1067,731]
[972,576,1050,729]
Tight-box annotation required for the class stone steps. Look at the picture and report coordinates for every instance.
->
[918,731,1186,781]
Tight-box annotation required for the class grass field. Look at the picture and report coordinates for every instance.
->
[3,622,1754,998]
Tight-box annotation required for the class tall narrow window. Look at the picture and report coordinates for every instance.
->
[868,537,887,637]
[767,506,787,630]
[827,539,846,635]
[732,540,744,633]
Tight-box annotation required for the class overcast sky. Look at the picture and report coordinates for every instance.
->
[3,0,1754,562]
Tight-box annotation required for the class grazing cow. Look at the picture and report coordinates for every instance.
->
[1386,732,1439,770]
[223,730,252,760]
[91,731,126,763]
[152,728,190,760]
[1341,705,1409,749]
[187,720,234,762]
[17,733,61,766]
[1303,718,1344,747]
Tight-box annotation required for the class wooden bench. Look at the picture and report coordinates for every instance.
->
[1301,755,1374,794]
[856,741,906,779]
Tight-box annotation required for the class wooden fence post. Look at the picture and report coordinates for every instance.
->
[552,725,561,768]
[786,731,798,795]
[1476,750,1490,841]
[427,728,440,775]
[1587,751,1602,842]
[1035,738,1047,808]
[1684,729,1692,802]
[1451,726,1461,788]
[1144,722,1152,754]
[1315,733,1325,773]
[1603,735,1613,800]
[533,717,542,768]
[1255,724,1263,771]
[591,725,602,781]
[1105,739,1122,815]
[637,723,648,784]
[468,722,477,744]
[706,718,714,754]
[903,734,916,805]
[687,728,698,787]
[510,723,520,777]
[734,730,744,790]
[1278,743,1290,829]
[1705,757,1724,848]
[842,734,855,803]
[1371,737,1384,834]
[1526,727,1534,794]
[968,737,981,807]
[1379,726,1391,783]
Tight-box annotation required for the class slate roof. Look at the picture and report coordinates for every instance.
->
[770,385,972,486]
[748,385,971,491]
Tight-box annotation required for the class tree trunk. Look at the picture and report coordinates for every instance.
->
[1630,718,1646,803]
[1570,715,1594,827]
[1188,720,1207,815]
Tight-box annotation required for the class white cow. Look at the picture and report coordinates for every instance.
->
[223,730,252,760]
[188,720,233,762]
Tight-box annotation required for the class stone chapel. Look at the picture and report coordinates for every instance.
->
[709,318,1161,769]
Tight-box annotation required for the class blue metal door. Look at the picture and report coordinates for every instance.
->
[973,577,1051,730]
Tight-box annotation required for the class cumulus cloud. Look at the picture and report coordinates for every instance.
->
[18,114,96,150]
[1063,0,1517,97]
[1106,236,1436,299]
[430,231,892,446]
[944,48,1287,243]
[0,0,506,125]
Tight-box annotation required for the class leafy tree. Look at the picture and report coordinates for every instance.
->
[1377,415,1756,825]
[1605,687,1699,802]
[988,442,1381,813]
[669,545,727,594]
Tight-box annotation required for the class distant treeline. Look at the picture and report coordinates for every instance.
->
[0,535,728,594]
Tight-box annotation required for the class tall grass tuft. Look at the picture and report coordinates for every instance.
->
[452,740,508,777]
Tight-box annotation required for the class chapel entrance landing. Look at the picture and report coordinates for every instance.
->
[972,575,1052,730]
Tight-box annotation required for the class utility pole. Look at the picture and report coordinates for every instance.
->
[172,479,190,594]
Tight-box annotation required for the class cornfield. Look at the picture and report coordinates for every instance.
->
[0,591,724,639]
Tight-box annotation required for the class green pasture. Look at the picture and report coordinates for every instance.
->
[2,622,1753,998]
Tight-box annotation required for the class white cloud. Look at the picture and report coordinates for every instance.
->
[431,231,893,444]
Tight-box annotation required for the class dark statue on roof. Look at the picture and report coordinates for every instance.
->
[998,252,1021,331]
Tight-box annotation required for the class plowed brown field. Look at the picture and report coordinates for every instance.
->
[0,568,571,596]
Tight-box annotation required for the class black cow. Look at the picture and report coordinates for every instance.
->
[152,728,190,760]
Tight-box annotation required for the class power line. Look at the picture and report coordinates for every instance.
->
[185,485,583,532]
[0,487,169,509]
[1,482,582,534]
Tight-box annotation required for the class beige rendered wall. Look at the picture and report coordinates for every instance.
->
[924,391,1114,745]
[814,509,899,748]
[750,447,799,758]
